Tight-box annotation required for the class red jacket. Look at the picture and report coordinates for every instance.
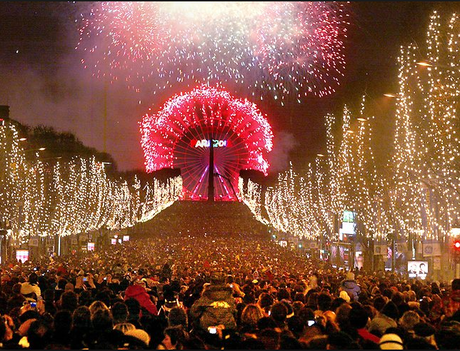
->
[124,284,158,316]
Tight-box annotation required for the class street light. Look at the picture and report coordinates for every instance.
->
[383,93,403,98]
[417,61,460,71]
[23,147,46,153]
[417,61,432,67]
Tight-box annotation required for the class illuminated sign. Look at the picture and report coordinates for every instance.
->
[16,250,29,263]
[87,242,95,251]
[408,260,428,280]
[340,210,356,238]
[123,235,130,242]
[191,139,229,148]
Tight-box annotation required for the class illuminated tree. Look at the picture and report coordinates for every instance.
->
[390,11,460,246]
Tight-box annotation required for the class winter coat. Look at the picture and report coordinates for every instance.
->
[124,284,158,316]
[443,289,460,317]
[189,284,237,331]
[341,279,361,302]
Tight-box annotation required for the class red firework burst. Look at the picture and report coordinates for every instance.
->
[140,86,273,201]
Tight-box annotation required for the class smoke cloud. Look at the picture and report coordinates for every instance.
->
[267,131,298,174]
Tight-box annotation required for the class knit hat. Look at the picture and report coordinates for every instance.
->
[379,333,404,350]
[125,329,151,346]
[339,290,351,303]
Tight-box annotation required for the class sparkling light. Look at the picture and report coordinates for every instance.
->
[0,121,182,243]
[140,85,273,200]
[76,2,349,104]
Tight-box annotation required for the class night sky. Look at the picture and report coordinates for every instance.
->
[0,1,459,174]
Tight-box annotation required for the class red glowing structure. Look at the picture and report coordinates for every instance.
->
[140,86,273,201]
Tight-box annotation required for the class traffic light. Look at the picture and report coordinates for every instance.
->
[453,240,460,251]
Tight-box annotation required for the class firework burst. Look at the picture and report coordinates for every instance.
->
[77,2,349,104]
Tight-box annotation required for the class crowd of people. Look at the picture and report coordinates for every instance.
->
[0,226,459,349]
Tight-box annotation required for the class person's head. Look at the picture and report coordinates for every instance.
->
[379,333,404,350]
[287,315,305,338]
[53,309,73,334]
[57,278,68,290]
[258,292,274,311]
[381,301,399,320]
[317,293,333,312]
[435,323,460,349]
[270,302,288,324]
[257,316,277,331]
[72,305,92,329]
[168,306,188,328]
[339,290,351,303]
[452,278,460,291]
[373,295,387,312]
[111,301,129,324]
[241,303,265,328]
[12,283,22,295]
[28,272,38,285]
[125,328,151,348]
[89,300,109,316]
[413,322,436,340]
[405,337,437,349]
[258,328,281,350]
[280,334,303,350]
[335,303,352,328]
[327,331,354,349]
[28,319,52,349]
[113,322,136,334]
[399,310,420,331]
[60,291,78,313]
[345,272,355,281]
[277,288,290,301]
[125,298,141,321]
[348,306,369,329]
[210,271,225,285]
[91,308,113,333]
[162,325,187,350]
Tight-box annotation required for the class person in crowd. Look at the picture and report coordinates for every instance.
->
[443,278,460,318]
[340,271,360,302]
[369,301,399,337]
[189,271,237,333]
[398,310,420,339]
[158,325,188,350]
[378,332,404,350]
[69,305,92,349]
[0,229,460,350]
[20,272,41,302]
[124,277,158,317]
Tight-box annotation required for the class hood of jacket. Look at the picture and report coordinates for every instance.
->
[125,284,148,298]
[202,285,233,302]
[342,280,359,290]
